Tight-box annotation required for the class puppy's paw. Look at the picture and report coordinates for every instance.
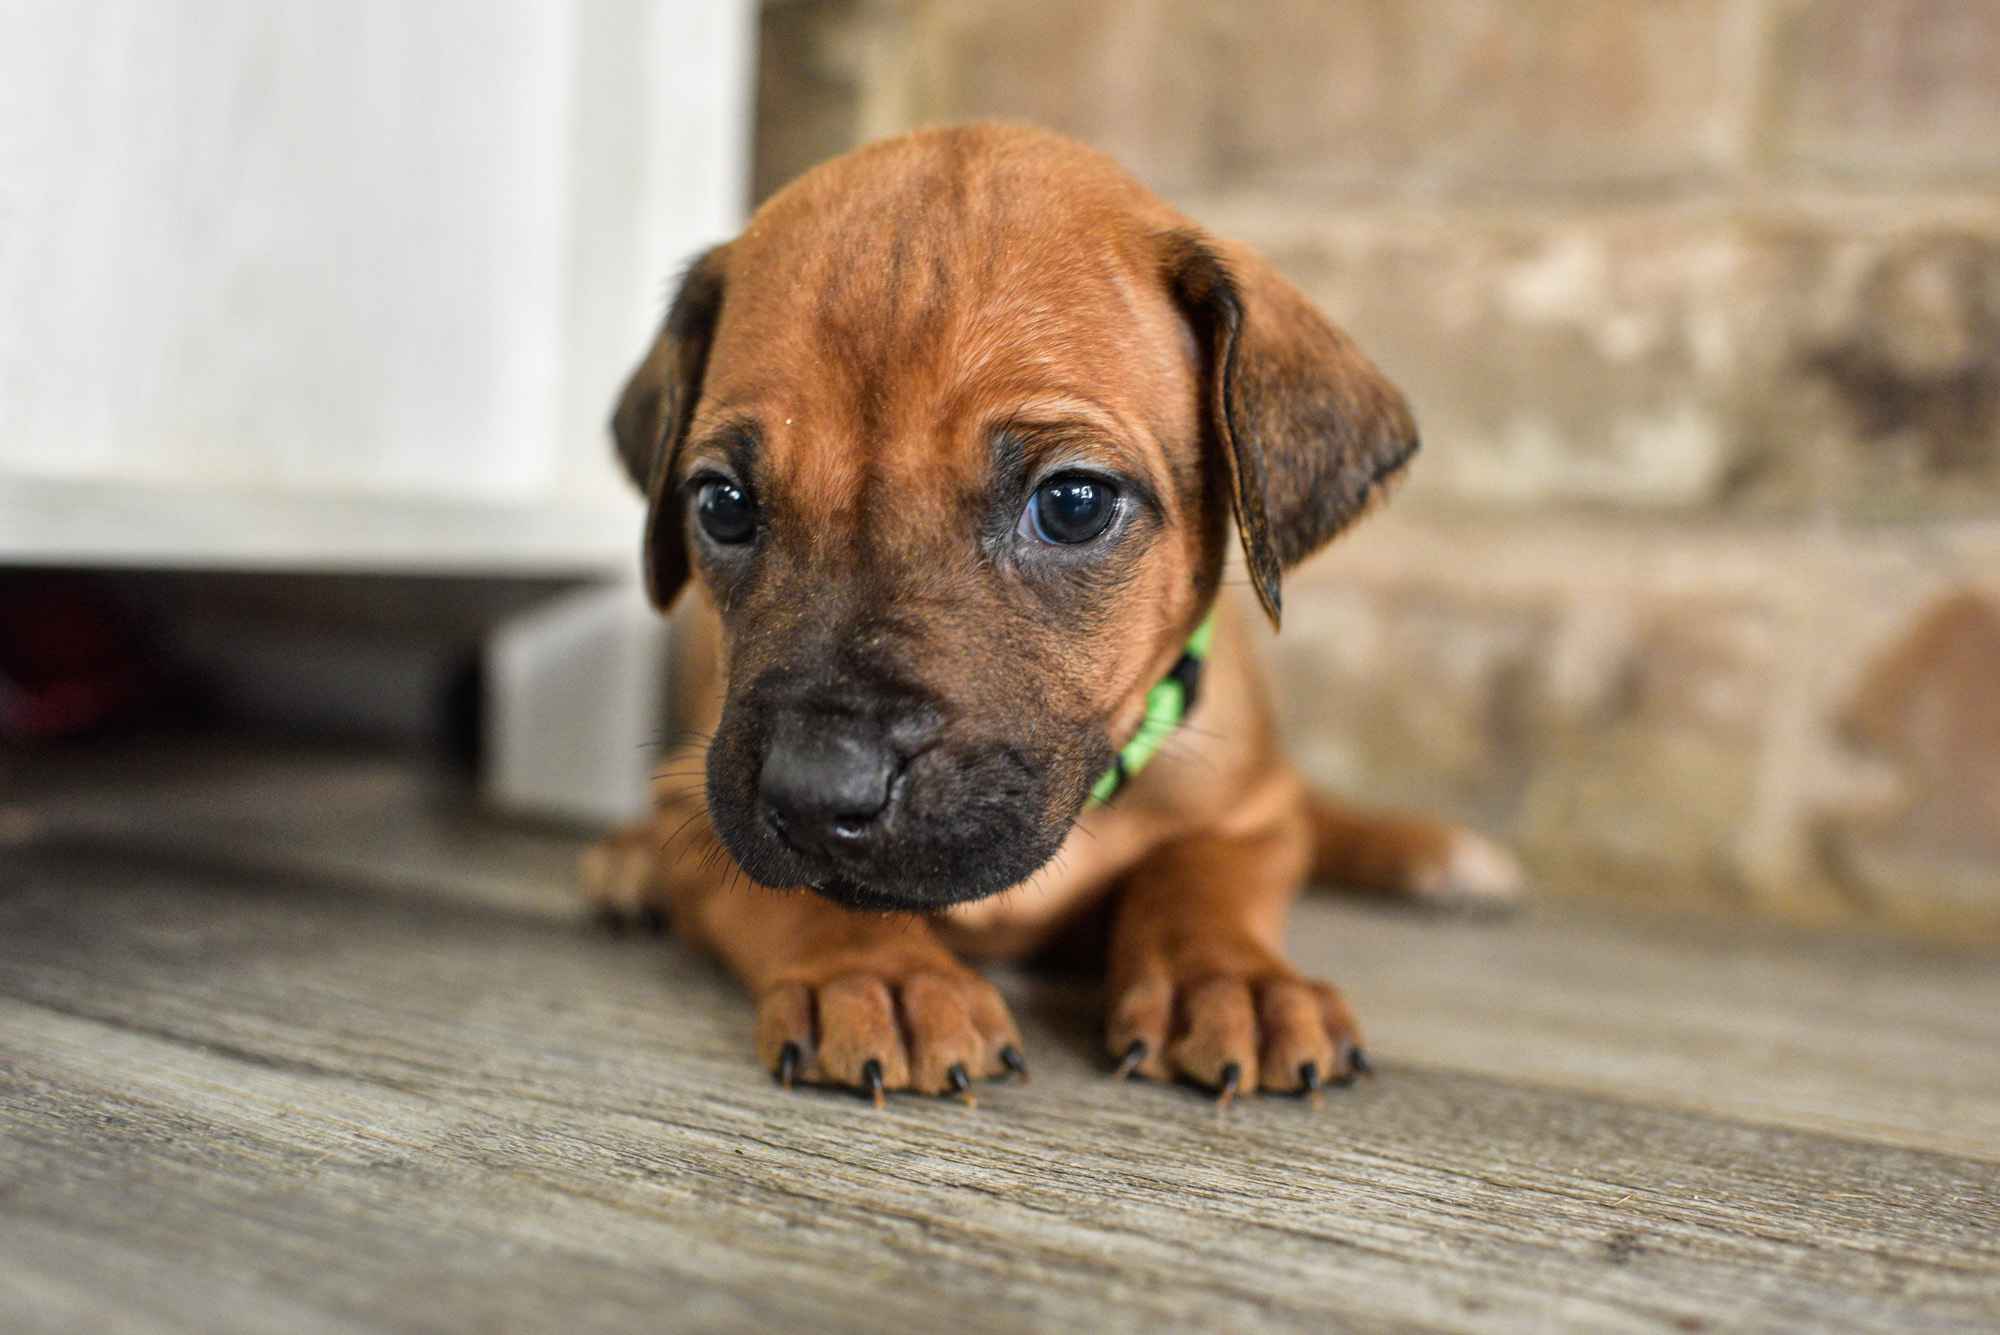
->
[756,966,1025,1103]
[1107,951,1366,1101]
[578,824,672,930]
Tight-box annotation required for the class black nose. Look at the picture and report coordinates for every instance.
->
[758,716,902,855]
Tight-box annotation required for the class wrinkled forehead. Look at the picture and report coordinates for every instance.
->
[685,177,1198,505]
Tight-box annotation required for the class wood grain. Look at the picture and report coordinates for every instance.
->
[3,816,1997,1333]
[18,745,2000,1158]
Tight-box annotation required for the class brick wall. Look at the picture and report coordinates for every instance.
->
[752,0,2000,937]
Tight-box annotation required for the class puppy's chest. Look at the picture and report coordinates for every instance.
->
[933,783,1183,959]
[936,855,1105,958]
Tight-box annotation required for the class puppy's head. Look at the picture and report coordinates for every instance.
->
[612,125,1416,911]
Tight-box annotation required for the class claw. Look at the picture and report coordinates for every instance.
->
[1113,1039,1148,1079]
[861,1058,887,1109]
[636,905,667,937]
[1299,1060,1325,1108]
[1000,1045,1029,1083]
[947,1063,976,1107]
[1215,1061,1242,1111]
[1350,1046,1374,1077]
[775,1041,800,1091]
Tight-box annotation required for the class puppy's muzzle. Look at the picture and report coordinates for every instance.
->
[758,714,908,856]
[710,680,1074,911]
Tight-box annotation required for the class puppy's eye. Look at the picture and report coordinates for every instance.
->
[1021,475,1117,545]
[694,477,757,545]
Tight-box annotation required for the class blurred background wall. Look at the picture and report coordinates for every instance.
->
[0,1,755,822]
[752,0,2000,935]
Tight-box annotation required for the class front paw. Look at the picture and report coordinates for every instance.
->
[756,966,1026,1104]
[1107,951,1366,1100]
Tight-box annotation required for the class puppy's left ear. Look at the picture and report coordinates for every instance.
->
[1164,231,1418,628]
[610,246,727,609]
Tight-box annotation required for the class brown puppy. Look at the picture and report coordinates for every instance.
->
[583,123,1520,1103]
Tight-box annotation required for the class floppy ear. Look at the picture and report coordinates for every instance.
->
[1163,231,1419,628]
[610,246,727,609]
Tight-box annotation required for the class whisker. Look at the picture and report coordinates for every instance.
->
[636,728,718,755]
[660,811,707,855]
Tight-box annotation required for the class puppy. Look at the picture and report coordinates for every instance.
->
[582,124,1520,1104]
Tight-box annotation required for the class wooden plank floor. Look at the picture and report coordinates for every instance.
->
[2,746,1997,1333]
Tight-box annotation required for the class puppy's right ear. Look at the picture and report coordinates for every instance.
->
[610,246,727,609]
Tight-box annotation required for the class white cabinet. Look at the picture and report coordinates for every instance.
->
[0,0,754,575]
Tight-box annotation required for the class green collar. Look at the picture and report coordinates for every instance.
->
[1090,613,1216,804]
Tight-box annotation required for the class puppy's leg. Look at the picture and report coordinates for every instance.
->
[579,821,678,928]
[578,738,724,926]
[702,878,1025,1099]
[580,749,1023,1098]
[1106,776,1363,1098]
[1306,791,1524,909]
